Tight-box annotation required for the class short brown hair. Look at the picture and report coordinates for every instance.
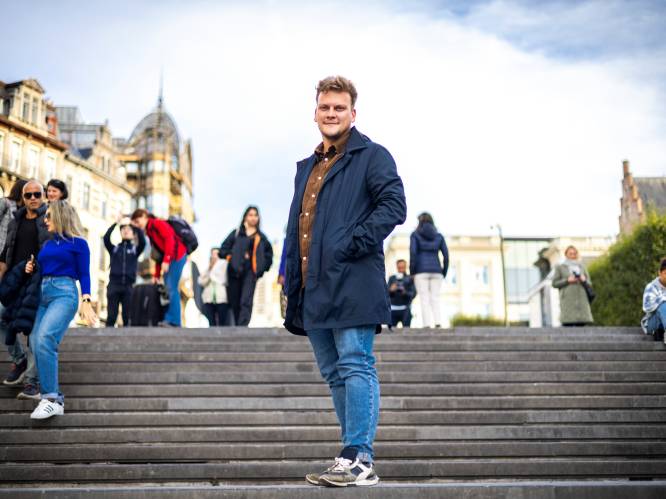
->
[660,258,666,272]
[131,208,149,220]
[316,76,358,107]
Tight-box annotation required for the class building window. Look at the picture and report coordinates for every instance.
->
[22,93,30,122]
[0,132,4,167]
[27,148,39,178]
[82,183,91,210]
[44,153,56,180]
[101,195,108,219]
[475,265,489,286]
[66,175,73,193]
[32,98,39,126]
[9,139,22,171]
[99,237,106,271]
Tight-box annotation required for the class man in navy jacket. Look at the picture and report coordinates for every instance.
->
[104,215,146,327]
[284,76,406,487]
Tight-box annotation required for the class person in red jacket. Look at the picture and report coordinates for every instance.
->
[130,209,187,327]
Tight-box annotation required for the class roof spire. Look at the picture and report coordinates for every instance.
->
[158,69,164,109]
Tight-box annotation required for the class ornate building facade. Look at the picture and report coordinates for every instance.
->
[0,77,195,323]
[619,159,666,236]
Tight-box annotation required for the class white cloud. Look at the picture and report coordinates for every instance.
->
[7,1,666,251]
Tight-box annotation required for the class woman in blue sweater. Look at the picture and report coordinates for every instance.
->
[25,201,97,420]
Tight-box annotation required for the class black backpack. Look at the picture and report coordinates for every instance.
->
[167,216,198,254]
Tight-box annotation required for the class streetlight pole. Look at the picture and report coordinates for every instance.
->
[492,224,509,327]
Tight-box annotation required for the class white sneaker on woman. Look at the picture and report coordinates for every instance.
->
[30,399,64,420]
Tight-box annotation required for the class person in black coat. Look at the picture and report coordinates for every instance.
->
[0,258,42,348]
[104,215,146,327]
[219,206,273,326]
[387,259,416,329]
[409,212,449,328]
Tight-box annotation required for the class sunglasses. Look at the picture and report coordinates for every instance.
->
[23,191,43,199]
[44,213,51,221]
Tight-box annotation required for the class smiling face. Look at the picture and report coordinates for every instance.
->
[315,91,356,145]
[46,185,64,202]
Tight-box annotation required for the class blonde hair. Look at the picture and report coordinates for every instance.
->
[316,76,358,107]
[46,200,84,238]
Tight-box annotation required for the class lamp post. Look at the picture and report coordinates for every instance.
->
[492,224,509,327]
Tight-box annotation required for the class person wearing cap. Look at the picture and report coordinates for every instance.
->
[103,214,146,327]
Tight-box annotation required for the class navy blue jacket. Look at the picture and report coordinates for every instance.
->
[284,127,407,336]
[104,224,146,287]
[0,259,42,346]
[410,223,449,277]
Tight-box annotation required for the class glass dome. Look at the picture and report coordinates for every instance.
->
[128,100,180,157]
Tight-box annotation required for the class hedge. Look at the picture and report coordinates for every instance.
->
[589,212,666,326]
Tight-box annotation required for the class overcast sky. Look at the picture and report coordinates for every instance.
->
[3,0,666,251]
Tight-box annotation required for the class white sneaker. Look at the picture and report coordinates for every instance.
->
[30,399,64,420]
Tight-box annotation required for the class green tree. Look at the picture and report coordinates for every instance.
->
[589,213,666,325]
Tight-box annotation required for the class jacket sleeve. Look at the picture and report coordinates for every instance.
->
[219,230,236,259]
[134,227,146,255]
[409,233,418,275]
[153,219,177,265]
[74,239,92,296]
[197,270,211,287]
[0,219,16,264]
[103,224,116,255]
[551,265,569,289]
[387,275,397,297]
[405,276,417,301]
[440,235,449,278]
[348,147,407,259]
[643,282,663,314]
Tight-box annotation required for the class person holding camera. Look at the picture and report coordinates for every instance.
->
[387,259,416,329]
[551,245,594,327]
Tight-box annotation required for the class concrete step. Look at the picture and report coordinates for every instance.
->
[4,395,666,412]
[57,340,664,351]
[4,382,666,399]
[4,440,666,462]
[1,458,665,482]
[29,370,666,384]
[3,409,665,428]
[3,481,666,499]
[48,351,666,362]
[3,425,666,445]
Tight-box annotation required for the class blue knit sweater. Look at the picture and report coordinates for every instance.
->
[38,234,91,295]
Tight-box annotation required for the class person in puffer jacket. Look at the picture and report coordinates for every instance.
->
[0,259,42,350]
[409,212,449,328]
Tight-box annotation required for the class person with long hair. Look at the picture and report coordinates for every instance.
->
[409,212,449,328]
[219,206,273,326]
[26,200,97,419]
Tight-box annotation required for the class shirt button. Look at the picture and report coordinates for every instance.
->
[302,256,307,261]
[305,212,309,216]
[303,234,307,238]
[324,158,329,162]
[311,194,315,198]
[318,176,322,180]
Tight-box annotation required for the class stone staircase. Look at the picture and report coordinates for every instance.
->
[1,326,666,498]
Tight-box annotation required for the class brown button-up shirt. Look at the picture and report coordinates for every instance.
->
[299,132,350,287]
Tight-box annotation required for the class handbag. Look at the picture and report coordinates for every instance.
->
[581,280,596,304]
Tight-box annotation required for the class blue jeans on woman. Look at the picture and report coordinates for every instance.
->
[163,255,187,326]
[31,277,79,403]
[307,326,380,464]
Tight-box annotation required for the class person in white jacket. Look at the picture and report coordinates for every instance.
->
[198,248,229,326]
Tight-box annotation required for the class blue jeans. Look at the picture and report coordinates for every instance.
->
[31,277,79,403]
[164,256,186,326]
[307,326,380,464]
[0,297,39,385]
[647,302,666,334]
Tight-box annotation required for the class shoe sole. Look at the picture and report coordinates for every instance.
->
[305,474,322,486]
[3,372,26,386]
[17,393,41,401]
[319,476,380,487]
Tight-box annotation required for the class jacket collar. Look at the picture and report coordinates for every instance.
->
[14,203,47,220]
